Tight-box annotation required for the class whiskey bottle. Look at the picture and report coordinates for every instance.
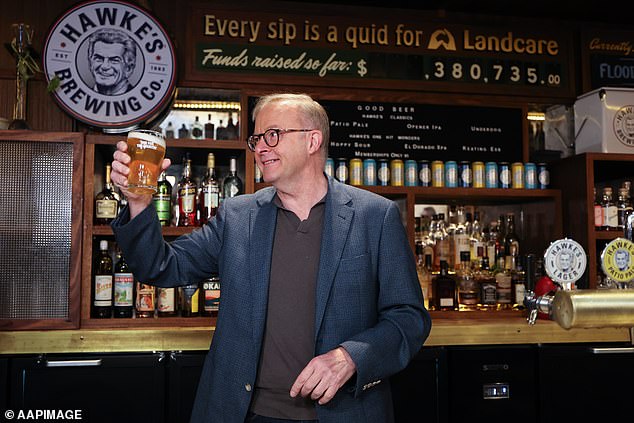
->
[94,163,120,225]
[416,243,432,309]
[594,187,603,230]
[135,282,156,318]
[226,112,238,140]
[93,240,113,318]
[601,187,618,230]
[157,287,177,317]
[617,187,632,230]
[457,251,479,311]
[477,256,497,310]
[512,255,526,311]
[204,114,215,139]
[198,153,220,225]
[453,206,470,270]
[191,116,204,139]
[177,156,197,227]
[164,121,175,138]
[432,260,457,311]
[503,213,520,261]
[222,157,243,199]
[178,123,189,139]
[201,275,221,317]
[113,252,134,318]
[153,171,172,226]
[180,283,200,317]
[215,119,226,140]
[495,257,513,310]
[433,213,450,271]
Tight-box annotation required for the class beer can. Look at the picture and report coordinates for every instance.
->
[459,161,472,188]
[325,158,334,178]
[336,158,348,184]
[350,158,363,186]
[511,162,524,189]
[405,160,418,186]
[363,159,376,186]
[418,160,431,187]
[391,159,404,186]
[445,161,458,188]
[538,162,550,189]
[378,159,390,186]
[472,161,485,188]
[499,162,511,189]
[525,162,537,189]
[431,160,444,187]
[485,162,498,188]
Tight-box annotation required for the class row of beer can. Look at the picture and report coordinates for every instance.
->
[324,158,550,189]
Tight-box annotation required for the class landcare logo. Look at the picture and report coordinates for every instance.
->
[43,0,176,132]
[613,105,634,148]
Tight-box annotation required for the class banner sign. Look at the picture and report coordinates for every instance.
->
[191,7,573,97]
[248,97,523,162]
[583,30,634,89]
[43,0,177,132]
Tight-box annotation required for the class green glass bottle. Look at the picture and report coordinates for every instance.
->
[153,171,172,226]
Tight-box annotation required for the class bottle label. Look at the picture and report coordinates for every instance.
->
[114,273,134,307]
[204,191,220,209]
[181,286,199,313]
[481,283,497,305]
[604,205,618,228]
[203,279,221,312]
[158,288,176,312]
[94,275,113,306]
[440,298,454,307]
[594,205,603,227]
[153,196,171,222]
[136,283,155,312]
[96,199,118,219]
[180,188,196,213]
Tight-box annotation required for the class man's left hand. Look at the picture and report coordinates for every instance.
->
[290,346,356,405]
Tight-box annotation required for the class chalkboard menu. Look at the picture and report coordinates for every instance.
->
[582,30,634,90]
[248,97,523,163]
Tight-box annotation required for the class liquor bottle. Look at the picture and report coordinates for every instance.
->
[226,112,238,140]
[153,171,172,226]
[113,252,134,318]
[415,243,429,309]
[135,282,156,318]
[457,251,479,311]
[180,283,200,317]
[470,211,484,268]
[223,157,243,199]
[453,206,470,270]
[503,213,520,264]
[157,287,177,317]
[178,123,189,139]
[617,187,632,230]
[432,260,457,311]
[512,255,526,311]
[93,240,113,318]
[198,153,220,225]
[215,119,226,140]
[191,116,204,139]
[204,114,215,139]
[177,156,197,227]
[601,187,618,230]
[593,187,603,230]
[94,163,120,225]
[495,256,513,310]
[201,275,221,317]
[433,213,450,271]
[477,256,497,310]
[164,121,175,138]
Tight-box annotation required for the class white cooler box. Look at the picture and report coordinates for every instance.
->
[574,87,634,154]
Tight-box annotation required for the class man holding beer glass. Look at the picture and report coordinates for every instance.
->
[110,94,430,423]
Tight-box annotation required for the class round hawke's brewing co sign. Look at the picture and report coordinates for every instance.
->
[43,0,176,132]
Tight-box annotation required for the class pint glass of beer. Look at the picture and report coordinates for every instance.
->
[126,129,166,195]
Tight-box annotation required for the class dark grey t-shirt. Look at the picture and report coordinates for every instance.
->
[250,195,325,419]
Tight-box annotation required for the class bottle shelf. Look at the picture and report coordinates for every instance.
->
[81,315,216,329]
[594,230,625,240]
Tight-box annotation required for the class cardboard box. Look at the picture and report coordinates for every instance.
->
[574,87,634,154]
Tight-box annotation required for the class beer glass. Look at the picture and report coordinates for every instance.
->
[126,129,166,195]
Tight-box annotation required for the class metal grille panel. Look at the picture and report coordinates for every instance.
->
[0,140,73,319]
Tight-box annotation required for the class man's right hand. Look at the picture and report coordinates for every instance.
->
[110,140,171,219]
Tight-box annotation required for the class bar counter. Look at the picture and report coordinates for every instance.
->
[1,314,631,354]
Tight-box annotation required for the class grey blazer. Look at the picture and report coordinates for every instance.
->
[112,175,431,423]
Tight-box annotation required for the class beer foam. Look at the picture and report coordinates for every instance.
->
[128,130,166,148]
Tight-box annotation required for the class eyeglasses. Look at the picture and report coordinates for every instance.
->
[247,128,314,152]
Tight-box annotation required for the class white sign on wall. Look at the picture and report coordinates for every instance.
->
[43,0,177,132]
